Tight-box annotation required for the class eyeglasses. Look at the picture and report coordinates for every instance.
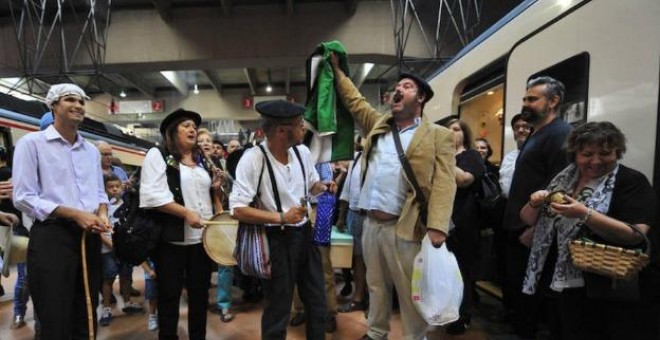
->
[513,124,531,131]
[101,152,113,157]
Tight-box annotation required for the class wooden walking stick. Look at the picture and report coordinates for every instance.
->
[81,231,95,340]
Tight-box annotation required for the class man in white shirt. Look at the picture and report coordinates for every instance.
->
[230,100,336,340]
[13,83,111,338]
[499,114,531,198]
[336,136,368,314]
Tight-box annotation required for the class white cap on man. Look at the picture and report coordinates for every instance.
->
[45,83,90,107]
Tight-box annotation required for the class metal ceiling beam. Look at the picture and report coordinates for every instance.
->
[243,68,257,96]
[8,0,112,76]
[203,70,223,96]
[219,0,232,16]
[390,0,483,71]
[118,73,156,99]
[151,0,172,22]
[286,0,294,15]
[160,71,189,96]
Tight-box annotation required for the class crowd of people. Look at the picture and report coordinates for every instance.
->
[0,57,657,340]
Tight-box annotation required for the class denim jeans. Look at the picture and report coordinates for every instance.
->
[13,263,30,317]
[216,265,234,310]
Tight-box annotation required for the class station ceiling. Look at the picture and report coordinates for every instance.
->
[0,0,521,118]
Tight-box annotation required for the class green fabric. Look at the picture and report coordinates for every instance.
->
[331,226,353,245]
[304,41,354,161]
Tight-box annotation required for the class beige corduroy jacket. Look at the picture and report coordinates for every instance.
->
[335,75,456,241]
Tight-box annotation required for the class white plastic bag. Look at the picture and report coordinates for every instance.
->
[411,235,463,326]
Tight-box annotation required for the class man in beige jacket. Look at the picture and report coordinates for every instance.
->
[330,55,456,340]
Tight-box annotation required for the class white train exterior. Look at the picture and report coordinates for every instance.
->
[425,0,660,188]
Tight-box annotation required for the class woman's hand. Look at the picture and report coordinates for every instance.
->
[211,168,226,191]
[550,195,589,219]
[185,209,204,229]
[529,190,549,208]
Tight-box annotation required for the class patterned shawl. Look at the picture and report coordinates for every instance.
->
[522,163,619,294]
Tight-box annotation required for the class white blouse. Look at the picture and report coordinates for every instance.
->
[140,148,214,245]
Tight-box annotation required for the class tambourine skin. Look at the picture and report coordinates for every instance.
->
[202,212,239,266]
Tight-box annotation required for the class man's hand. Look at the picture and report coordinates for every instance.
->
[185,209,204,229]
[0,180,13,201]
[329,52,345,77]
[0,211,19,227]
[311,181,337,196]
[72,211,112,233]
[98,213,111,232]
[283,206,307,225]
[427,229,447,248]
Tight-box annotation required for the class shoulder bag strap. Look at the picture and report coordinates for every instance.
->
[389,121,428,225]
[257,145,283,213]
[291,146,308,197]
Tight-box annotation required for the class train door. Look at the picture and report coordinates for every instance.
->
[504,0,659,180]
[457,59,506,164]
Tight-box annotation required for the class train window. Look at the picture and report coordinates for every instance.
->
[528,52,590,126]
[457,58,506,164]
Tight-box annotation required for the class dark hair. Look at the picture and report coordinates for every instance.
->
[566,121,627,161]
[527,76,565,104]
[0,146,6,162]
[103,173,121,185]
[163,117,201,161]
[510,113,525,128]
[213,139,225,151]
[475,138,493,159]
[441,118,474,150]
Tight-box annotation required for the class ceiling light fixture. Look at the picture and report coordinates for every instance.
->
[119,89,126,98]
[193,84,200,95]
[266,68,273,93]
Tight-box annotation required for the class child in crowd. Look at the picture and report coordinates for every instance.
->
[100,173,121,326]
[141,259,158,331]
[100,174,144,326]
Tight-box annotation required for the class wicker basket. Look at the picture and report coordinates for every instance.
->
[569,239,649,280]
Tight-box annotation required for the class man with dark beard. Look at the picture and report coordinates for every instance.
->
[502,76,572,339]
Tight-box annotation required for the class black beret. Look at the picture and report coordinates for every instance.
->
[255,100,305,118]
[398,73,434,103]
[434,114,459,127]
[160,108,202,136]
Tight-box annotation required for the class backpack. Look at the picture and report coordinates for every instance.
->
[111,149,166,266]
[475,170,505,228]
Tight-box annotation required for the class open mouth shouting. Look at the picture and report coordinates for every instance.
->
[392,91,403,104]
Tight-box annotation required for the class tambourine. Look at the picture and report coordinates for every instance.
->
[202,212,239,266]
